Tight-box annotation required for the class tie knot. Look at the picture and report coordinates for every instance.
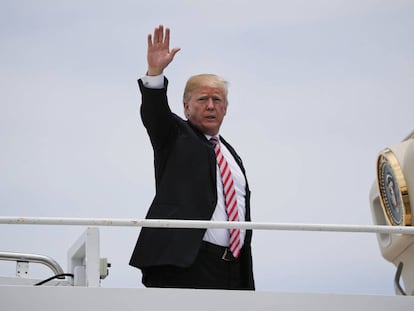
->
[210,136,219,146]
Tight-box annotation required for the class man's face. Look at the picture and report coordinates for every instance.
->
[184,86,227,136]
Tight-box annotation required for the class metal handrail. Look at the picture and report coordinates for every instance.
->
[0,251,65,276]
[1,216,414,235]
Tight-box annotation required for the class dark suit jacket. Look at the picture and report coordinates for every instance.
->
[129,78,254,289]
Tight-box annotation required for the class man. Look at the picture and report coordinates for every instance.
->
[129,25,254,290]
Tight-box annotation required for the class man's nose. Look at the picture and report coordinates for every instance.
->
[206,98,214,109]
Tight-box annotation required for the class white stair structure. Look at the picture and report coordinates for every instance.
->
[1,218,414,310]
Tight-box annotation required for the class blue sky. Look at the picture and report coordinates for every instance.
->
[1,0,414,294]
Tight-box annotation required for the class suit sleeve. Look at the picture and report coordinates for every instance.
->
[138,78,177,151]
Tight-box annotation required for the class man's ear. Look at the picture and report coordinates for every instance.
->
[183,102,189,118]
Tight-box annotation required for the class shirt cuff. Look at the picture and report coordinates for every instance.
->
[141,74,164,89]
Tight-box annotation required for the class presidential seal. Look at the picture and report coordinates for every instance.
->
[377,148,412,226]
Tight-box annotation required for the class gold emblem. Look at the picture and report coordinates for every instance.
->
[377,148,412,226]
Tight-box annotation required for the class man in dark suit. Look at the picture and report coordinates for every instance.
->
[129,25,254,290]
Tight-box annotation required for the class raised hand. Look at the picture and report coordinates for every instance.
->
[147,25,181,76]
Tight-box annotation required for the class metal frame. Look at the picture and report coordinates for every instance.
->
[0,251,65,276]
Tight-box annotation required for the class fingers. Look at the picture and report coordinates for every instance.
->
[150,25,174,46]
[146,24,180,69]
[147,25,164,49]
[156,25,164,44]
[151,24,164,45]
[170,47,181,59]
[147,33,153,48]
[165,27,170,46]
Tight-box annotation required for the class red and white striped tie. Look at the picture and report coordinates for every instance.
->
[210,136,241,258]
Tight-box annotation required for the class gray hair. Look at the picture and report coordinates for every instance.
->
[183,74,228,104]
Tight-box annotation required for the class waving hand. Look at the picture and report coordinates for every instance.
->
[147,25,181,76]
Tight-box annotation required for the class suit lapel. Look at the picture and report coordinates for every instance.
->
[219,135,246,174]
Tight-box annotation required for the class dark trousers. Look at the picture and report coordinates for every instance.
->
[141,241,248,290]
